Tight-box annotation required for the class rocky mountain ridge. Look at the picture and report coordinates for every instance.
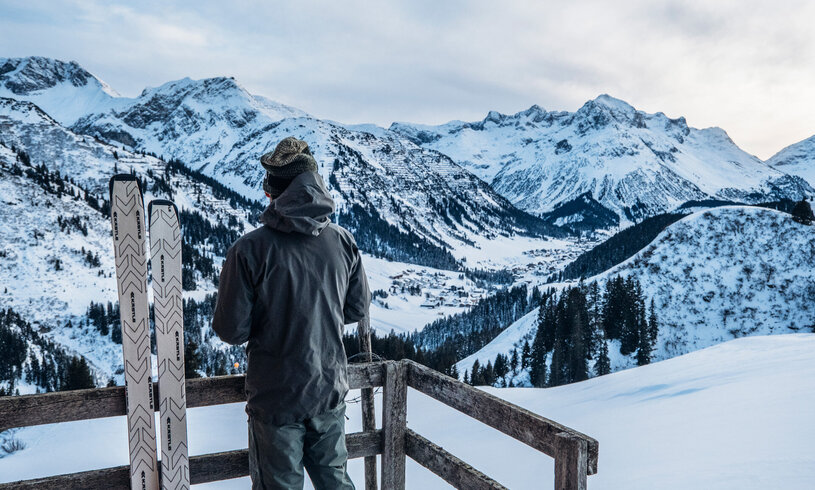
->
[391,95,814,221]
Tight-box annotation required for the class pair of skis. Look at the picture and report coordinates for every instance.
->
[109,174,190,490]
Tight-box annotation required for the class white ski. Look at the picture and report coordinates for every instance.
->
[109,174,160,490]
[148,199,190,490]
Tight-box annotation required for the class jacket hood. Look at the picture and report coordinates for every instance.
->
[260,171,335,236]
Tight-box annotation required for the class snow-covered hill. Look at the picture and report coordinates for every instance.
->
[1,57,560,259]
[391,95,813,220]
[0,98,258,389]
[767,134,815,187]
[0,57,125,126]
[606,206,815,353]
[3,334,813,489]
[458,206,815,378]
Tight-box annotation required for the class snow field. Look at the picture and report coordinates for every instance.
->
[2,334,813,489]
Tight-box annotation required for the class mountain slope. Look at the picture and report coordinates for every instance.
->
[0,57,125,126]
[1,57,562,262]
[0,93,567,393]
[71,78,561,251]
[767,134,815,187]
[0,99,256,390]
[391,95,813,220]
[609,206,815,355]
[458,206,815,377]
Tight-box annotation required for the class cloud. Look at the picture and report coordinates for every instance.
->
[0,0,813,158]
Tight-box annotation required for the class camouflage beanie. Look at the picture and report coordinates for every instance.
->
[260,137,319,197]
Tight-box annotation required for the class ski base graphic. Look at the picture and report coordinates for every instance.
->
[110,174,160,490]
[149,199,190,490]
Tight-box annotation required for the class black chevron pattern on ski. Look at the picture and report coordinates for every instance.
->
[110,175,160,490]
[149,199,190,490]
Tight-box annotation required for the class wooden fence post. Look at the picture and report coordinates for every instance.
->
[381,361,407,490]
[554,432,588,490]
[357,316,378,490]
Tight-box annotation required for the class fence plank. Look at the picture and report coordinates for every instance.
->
[405,429,507,490]
[357,316,379,490]
[381,362,407,490]
[404,359,598,475]
[554,432,588,490]
[0,430,382,489]
[0,364,385,432]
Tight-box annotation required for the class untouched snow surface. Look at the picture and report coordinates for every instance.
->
[1,334,813,488]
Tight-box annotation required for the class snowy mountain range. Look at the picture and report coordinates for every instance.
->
[1,55,814,396]
[391,96,814,221]
[1,56,561,264]
[458,205,815,381]
[5,56,814,236]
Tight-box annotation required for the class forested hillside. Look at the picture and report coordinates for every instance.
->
[458,206,815,387]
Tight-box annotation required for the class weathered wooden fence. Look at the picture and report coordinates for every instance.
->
[0,358,597,489]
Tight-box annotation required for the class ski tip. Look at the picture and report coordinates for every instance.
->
[147,199,179,226]
[108,173,142,203]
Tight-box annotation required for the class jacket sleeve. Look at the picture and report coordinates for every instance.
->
[212,243,254,345]
[343,244,371,324]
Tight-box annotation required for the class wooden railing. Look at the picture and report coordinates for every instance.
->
[0,359,597,489]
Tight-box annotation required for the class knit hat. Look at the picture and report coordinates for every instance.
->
[261,137,319,197]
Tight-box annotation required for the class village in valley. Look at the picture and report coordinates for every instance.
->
[379,269,490,310]
[370,236,600,315]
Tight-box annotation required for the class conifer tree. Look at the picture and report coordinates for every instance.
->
[548,341,564,387]
[595,334,611,376]
[521,340,531,369]
[470,359,481,385]
[483,360,495,386]
[493,353,508,382]
[184,340,203,379]
[619,277,642,355]
[62,356,95,390]
[564,287,590,383]
[792,198,814,225]
[647,299,659,354]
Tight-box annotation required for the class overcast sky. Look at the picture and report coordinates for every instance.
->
[1,0,813,159]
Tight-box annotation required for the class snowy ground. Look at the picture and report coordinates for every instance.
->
[2,334,813,489]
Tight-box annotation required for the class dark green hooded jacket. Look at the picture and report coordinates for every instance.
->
[213,171,370,425]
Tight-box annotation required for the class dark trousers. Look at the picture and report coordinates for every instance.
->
[248,401,355,490]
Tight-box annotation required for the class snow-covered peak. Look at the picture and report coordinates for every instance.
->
[579,93,637,117]
[593,93,631,108]
[766,134,815,188]
[477,104,555,128]
[26,58,560,257]
[769,134,815,166]
[390,95,811,220]
[1,56,308,129]
[0,56,123,126]
[131,75,309,124]
[0,56,118,96]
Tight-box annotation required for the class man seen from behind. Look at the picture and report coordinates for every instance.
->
[213,136,370,490]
